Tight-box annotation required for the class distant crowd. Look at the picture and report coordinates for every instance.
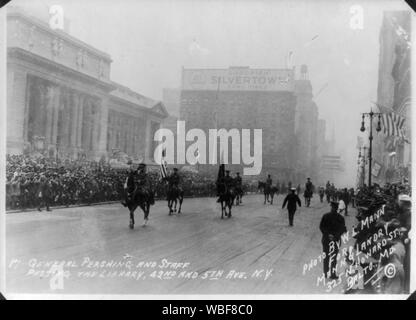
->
[6,154,259,210]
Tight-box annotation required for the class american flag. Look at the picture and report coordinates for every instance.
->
[381,112,406,139]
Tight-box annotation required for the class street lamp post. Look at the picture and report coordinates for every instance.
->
[360,110,382,188]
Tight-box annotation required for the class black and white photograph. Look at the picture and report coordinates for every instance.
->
[0,0,414,300]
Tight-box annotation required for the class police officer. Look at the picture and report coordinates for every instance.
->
[282,187,302,227]
[319,201,347,279]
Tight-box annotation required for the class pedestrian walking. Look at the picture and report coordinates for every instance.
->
[282,187,301,226]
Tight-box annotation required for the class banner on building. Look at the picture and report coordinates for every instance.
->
[182,68,295,92]
[321,155,344,171]
[372,161,382,177]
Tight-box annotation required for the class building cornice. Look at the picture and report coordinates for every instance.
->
[7,9,112,63]
[8,47,116,92]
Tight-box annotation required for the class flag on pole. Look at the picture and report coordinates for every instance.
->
[381,112,406,139]
[160,148,167,179]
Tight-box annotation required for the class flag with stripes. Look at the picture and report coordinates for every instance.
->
[381,112,406,139]
[160,148,168,179]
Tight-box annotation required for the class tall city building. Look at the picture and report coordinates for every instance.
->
[6,7,168,162]
[179,66,298,180]
[294,65,320,182]
[373,10,411,184]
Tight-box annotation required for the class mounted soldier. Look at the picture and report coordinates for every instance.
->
[234,172,243,205]
[266,174,273,188]
[304,177,314,207]
[166,168,184,215]
[217,168,235,219]
[122,161,154,229]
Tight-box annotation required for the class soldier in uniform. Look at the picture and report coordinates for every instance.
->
[319,201,347,279]
[121,163,138,207]
[266,174,273,188]
[136,163,155,205]
[234,172,243,204]
[304,177,314,206]
[218,170,233,191]
[168,168,181,190]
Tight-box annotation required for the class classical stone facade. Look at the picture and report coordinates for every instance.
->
[6,8,168,162]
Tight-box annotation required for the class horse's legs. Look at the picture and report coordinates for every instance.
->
[221,201,224,219]
[178,197,183,214]
[168,199,173,215]
[264,193,267,204]
[142,203,149,226]
[270,194,274,204]
[129,209,135,229]
[173,198,177,212]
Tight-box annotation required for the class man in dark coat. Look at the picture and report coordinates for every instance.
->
[266,174,272,188]
[319,201,347,279]
[282,187,302,226]
[37,175,52,212]
[122,166,138,207]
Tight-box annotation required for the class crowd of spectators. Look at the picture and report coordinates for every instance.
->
[6,154,260,210]
[347,181,411,294]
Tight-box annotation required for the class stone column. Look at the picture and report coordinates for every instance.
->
[51,86,60,145]
[77,95,84,149]
[97,96,109,159]
[44,84,54,145]
[70,91,79,150]
[144,117,152,163]
[7,66,27,154]
[92,100,101,154]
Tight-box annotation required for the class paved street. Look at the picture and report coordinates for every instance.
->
[6,194,357,295]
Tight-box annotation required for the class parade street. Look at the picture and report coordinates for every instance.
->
[6,194,357,296]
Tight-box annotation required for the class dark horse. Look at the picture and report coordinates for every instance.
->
[217,183,235,219]
[258,181,279,204]
[234,185,244,206]
[166,183,184,215]
[125,184,152,229]
[304,189,313,207]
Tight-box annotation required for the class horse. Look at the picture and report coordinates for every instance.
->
[234,185,244,205]
[258,181,278,204]
[217,183,235,219]
[304,189,313,207]
[166,184,184,215]
[125,184,152,229]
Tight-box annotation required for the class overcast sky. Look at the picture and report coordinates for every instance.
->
[7,0,412,185]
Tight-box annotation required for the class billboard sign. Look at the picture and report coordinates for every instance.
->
[182,68,295,92]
